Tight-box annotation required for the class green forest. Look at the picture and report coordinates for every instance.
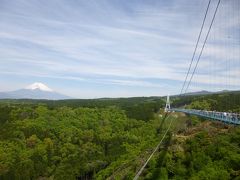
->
[0,92,240,179]
[172,91,240,112]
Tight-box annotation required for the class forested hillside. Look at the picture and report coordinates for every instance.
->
[0,93,240,179]
[0,100,170,179]
[142,91,240,179]
[141,119,240,179]
[0,97,165,122]
[172,91,240,112]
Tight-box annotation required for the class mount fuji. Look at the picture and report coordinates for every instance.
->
[0,82,71,100]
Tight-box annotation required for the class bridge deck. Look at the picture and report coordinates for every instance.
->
[170,108,240,125]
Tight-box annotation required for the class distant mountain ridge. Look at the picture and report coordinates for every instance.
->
[183,90,212,96]
[170,90,240,97]
[183,90,233,96]
[0,82,71,100]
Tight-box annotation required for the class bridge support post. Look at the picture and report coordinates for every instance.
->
[165,95,171,112]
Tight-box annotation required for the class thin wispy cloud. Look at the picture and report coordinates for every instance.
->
[0,0,239,98]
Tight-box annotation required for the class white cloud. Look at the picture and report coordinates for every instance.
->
[0,0,239,97]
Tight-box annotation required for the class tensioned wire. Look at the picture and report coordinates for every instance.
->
[180,0,212,95]
[184,0,221,94]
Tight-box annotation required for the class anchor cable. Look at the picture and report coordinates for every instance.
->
[133,114,173,180]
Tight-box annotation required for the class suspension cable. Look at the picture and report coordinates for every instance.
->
[184,0,221,94]
[180,0,212,95]
[133,1,222,179]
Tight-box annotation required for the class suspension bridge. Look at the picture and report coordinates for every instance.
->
[165,95,240,125]
[134,0,240,179]
[172,108,240,125]
[163,0,240,125]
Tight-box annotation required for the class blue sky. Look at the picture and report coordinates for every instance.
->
[0,0,239,98]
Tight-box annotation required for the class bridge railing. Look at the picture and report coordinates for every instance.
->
[170,108,240,125]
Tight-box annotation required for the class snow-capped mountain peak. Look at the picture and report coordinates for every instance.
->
[0,82,71,99]
[24,82,54,92]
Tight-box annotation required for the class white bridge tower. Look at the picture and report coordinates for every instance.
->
[164,95,171,112]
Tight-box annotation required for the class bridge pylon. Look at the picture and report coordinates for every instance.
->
[164,95,171,112]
